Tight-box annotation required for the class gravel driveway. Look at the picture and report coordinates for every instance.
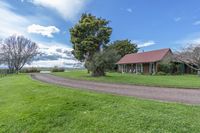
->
[31,73,200,105]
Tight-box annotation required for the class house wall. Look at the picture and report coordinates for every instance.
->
[159,51,173,64]
[118,64,136,73]
[118,50,174,74]
[156,51,173,72]
[143,63,149,74]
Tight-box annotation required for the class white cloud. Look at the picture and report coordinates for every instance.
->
[177,37,200,45]
[0,1,83,68]
[126,8,133,13]
[37,42,73,55]
[27,0,88,20]
[0,1,52,38]
[174,17,181,22]
[193,20,200,26]
[187,38,200,44]
[0,1,30,38]
[25,42,83,68]
[174,33,200,48]
[133,40,156,48]
[27,24,60,38]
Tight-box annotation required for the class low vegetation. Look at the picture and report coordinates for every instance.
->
[20,67,40,73]
[1,74,200,132]
[53,70,200,88]
[0,69,8,78]
[51,66,65,72]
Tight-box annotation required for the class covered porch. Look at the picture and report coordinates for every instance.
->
[118,62,157,74]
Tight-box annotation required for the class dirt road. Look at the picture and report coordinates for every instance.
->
[31,73,200,105]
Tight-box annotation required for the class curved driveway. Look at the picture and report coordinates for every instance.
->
[31,73,200,105]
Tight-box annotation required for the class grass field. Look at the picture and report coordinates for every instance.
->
[53,70,200,89]
[0,74,200,132]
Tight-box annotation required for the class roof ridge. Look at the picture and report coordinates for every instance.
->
[125,48,170,56]
[116,48,172,64]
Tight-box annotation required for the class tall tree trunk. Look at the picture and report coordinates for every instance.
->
[91,68,105,77]
[87,69,90,74]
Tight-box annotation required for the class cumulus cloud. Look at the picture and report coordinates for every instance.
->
[27,24,60,38]
[27,42,83,68]
[126,8,133,13]
[27,0,88,20]
[0,1,29,38]
[0,1,83,68]
[193,20,200,26]
[133,40,156,48]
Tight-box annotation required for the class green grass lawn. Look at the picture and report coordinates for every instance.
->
[53,70,200,89]
[0,74,200,132]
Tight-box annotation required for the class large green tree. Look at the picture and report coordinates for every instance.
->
[108,39,138,58]
[70,13,112,76]
[87,49,120,76]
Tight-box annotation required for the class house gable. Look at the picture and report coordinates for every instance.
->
[159,49,173,64]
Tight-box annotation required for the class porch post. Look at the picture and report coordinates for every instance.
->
[153,63,156,73]
[136,64,138,73]
[131,64,133,73]
[149,63,151,73]
[141,64,143,73]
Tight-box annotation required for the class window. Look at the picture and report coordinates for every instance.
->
[136,64,143,73]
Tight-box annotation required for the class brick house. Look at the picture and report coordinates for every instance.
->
[116,48,175,74]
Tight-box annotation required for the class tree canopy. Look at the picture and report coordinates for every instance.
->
[87,49,120,76]
[108,39,138,58]
[176,44,200,76]
[1,35,39,73]
[70,13,112,62]
[70,13,112,76]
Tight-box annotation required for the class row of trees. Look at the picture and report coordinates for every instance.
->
[0,35,39,73]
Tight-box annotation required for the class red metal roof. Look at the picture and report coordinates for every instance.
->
[116,48,171,64]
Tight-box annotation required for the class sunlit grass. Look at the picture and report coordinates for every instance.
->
[1,74,200,132]
[54,70,200,88]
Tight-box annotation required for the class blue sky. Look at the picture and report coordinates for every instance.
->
[1,0,200,52]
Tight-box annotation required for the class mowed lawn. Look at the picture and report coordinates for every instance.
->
[54,70,200,89]
[0,75,200,132]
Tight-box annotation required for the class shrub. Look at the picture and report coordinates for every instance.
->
[176,64,184,74]
[156,71,167,75]
[157,63,174,74]
[87,49,120,76]
[52,66,65,72]
[20,68,40,73]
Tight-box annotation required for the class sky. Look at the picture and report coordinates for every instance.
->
[0,0,200,67]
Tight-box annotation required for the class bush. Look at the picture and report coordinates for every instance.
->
[20,68,40,73]
[175,64,185,74]
[157,63,174,74]
[52,66,65,72]
[156,71,167,75]
[87,49,120,76]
